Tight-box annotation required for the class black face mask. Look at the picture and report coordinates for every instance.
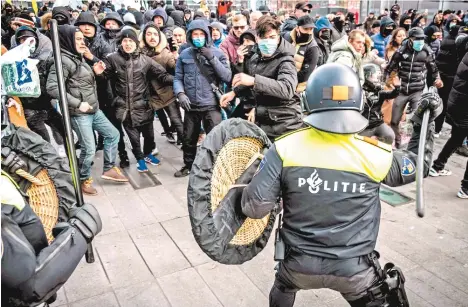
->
[383,28,393,36]
[402,24,410,31]
[296,29,311,43]
[320,31,331,41]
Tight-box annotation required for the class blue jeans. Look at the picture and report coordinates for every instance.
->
[71,110,119,181]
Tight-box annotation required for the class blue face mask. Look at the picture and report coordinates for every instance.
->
[412,39,424,51]
[258,38,278,56]
[192,37,205,48]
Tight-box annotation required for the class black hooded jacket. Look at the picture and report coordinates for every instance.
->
[233,37,303,140]
[385,39,440,95]
[47,25,99,116]
[98,12,124,51]
[170,10,185,28]
[446,52,468,129]
[436,15,462,80]
[399,14,412,32]
[101,36,174,127]
[76,12,112,63]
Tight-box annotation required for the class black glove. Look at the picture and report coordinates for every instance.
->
[1,147,27,174]
[200,47,214,60]
[411,90,442,125]
[68,203,102,242]
[178,93,191,111]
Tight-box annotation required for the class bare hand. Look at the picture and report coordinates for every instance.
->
[237,45,248,63]
[220,91,235,108]
[246,108,255,123]
[83,47,94,61]
[232,73,255,88]
[434,78,443,89]
[79,102,93,113]
[93,61,106,75]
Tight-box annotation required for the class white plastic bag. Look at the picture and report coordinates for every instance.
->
[1,38,41,98]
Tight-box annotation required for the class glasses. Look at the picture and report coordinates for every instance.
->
[233,25,247,30]
[302,9,311,13]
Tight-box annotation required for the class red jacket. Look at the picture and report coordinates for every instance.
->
[220,32,240,64]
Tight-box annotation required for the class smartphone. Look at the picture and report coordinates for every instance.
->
[167,36,177,52]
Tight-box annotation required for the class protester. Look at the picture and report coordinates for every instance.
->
[313,16,333,67]
[385,27,442,148]
[141,23,184,145]
[174,19,231,177]
[220,14,248,68]
[98,12,124,51]
[280,3,311,37]
[328,29,366,84]
[99,28,174,172]
[371,16,396,58]
[47,25,128,195]
[210,21,226,48]
[220,15,303,141]
[385,27,406,61]
[249,11,262,30]
[284,15,319,92]
[330,13,346,43]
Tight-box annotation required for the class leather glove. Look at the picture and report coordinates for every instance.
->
[178,93,191,111]
[1,147,27,174]
[411,89,442,125]
[200,47,214,60]
[68,203,102,242]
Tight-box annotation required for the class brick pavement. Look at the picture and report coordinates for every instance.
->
[50,123,468,307]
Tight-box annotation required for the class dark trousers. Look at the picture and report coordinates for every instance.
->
[269,252,378,307]
[433,125,468,188]
[24,108,66,145]
[435,76,454,133]
[183,109,222,168]
[123,122,155,161]
[156,101,184,139]
[390,91,422,146]
[101,106,127,156]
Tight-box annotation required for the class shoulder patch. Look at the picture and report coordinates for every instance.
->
[274,126,312,142]
[401,156,416,176]
[354,135,392,152]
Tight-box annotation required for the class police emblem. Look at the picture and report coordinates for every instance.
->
[401,156,416,176]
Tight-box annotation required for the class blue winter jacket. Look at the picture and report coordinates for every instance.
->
[174,19,232,107]
[371,17,395,58]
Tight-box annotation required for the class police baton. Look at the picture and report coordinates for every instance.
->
[49,19,95,263]
[415,86,437,218]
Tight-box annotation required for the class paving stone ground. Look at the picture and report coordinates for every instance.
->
[50,122,468,307]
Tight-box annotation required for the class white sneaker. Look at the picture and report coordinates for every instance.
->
[429,167,452,177]
[434,133,440,138]
[457,188,468,199]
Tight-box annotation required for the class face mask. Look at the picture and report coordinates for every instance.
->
[258,38,278,56]
[192,37,205,48]
[213,37,222,44]
[412,40,424,51]
[383,28,393,36]
[296,30,311,43]
[403,24,410,31]
[320,31,331,41]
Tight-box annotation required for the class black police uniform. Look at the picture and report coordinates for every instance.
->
[239,63,441,307]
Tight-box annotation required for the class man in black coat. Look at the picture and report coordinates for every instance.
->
[434,14,462,135]
[430,52,468,198]
[280,3,311,38]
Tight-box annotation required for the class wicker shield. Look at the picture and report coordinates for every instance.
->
[188,118,278,264]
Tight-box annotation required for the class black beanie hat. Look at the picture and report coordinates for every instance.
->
[119,27,139,45]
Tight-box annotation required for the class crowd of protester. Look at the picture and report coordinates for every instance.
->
[2,1,468,197]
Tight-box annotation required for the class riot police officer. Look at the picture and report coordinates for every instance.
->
[238,63,441,306]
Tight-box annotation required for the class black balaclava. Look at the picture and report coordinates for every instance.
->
[58,25,80,56]
[296,27,312,43]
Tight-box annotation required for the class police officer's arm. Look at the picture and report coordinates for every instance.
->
[382,92,441,187]
[241,145,282,219]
